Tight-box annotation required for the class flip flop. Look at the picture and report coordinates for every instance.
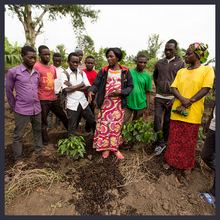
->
[197,193,215,204]
[155,145,166,155]
[102,150,110,158]
[114,151,124,159]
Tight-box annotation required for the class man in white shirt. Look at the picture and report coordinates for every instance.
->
[47,53,65,130]
[61,52,96,136]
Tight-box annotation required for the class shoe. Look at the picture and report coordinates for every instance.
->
[102,150,110,158]
[35,149,51,156]
[82,132,90,136]
[43,143,55,151]
[184,169,192,175]
[198,193,215,204]
[154,145,166,155]
[114,150,124,159]
[75,131,83,136]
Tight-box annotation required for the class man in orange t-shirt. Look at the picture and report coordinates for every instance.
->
[34,45,68,151]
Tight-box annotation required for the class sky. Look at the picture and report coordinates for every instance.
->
[4,4,216,61]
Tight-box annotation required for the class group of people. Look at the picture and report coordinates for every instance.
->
[6,39,215,204]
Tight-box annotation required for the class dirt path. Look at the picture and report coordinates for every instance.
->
[4,88,216,216]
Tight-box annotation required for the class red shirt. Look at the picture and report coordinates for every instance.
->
[82,69,98,96]
[34,62,57,101]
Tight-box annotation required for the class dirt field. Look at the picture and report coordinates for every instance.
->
[4,86,216,216]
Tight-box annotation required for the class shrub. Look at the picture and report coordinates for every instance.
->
[58,134,86,159]
[121,117,163,147]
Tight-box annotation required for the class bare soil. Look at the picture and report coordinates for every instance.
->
[4,86,216,216]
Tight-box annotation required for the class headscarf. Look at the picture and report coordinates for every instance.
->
[188,42,208,60]
[75,47,83,53]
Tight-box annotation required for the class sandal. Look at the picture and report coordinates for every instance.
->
[155,145,166,155]
[198,193,215,204]
[114,151,124,159]
[102,150,110,158]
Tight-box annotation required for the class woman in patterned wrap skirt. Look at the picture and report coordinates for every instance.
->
[87,48,133,159]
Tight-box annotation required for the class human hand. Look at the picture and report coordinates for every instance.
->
[166,98,175,109]
[143,108,149,119]
[176,105,186,114]
[181,97,194,108]
[64,80,71,87]
[108,88,121,97]
[92,100,97,109]
[88,91,94,104]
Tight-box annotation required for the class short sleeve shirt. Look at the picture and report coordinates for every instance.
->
[171,65,215,124]
[34,62,57,101]
[126,69,152,110]
[82,69,98,96]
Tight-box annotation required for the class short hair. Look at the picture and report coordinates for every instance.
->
[106,47,123,61]
[166,39,177,48]
[137,54,147,60]
[21,46,36,55]
[68,52,79,61]
[53,53,62,59]
[38,45,49,54]
[85,55,95,62]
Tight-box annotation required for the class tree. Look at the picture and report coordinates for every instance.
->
[6,5,100,47]
[137,34,164,60]
[76,34,95,59]
[54,44,68,62]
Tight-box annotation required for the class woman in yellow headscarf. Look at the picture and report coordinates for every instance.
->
[163,42,215,175]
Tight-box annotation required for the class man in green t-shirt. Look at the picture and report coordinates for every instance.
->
[123,54,151,125]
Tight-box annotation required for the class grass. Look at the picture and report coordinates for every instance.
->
[5,168,66,203]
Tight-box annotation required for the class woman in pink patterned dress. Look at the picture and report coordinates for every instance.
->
[88,48,133,159]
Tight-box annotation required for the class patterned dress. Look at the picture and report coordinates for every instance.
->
[93,69,125,151]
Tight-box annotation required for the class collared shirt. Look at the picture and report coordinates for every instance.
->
[6,63,41,115]
[54,66,65,94]
[61,67,91,111]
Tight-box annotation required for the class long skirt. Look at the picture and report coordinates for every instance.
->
[165,120,200,170]
[93,76,125,151]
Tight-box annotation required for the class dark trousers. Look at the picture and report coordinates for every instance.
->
[67,103,96,136]
[76,95,95,132]
[47,92,61,128]
[40,99,68,145]
[154,97,172,146]
[201,129,215,196]
[13,112,43,163]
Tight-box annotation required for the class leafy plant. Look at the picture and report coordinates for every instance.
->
[198,126,206,141]
[121,117,163,147]
[58,134,86,159]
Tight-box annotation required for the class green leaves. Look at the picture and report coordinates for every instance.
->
[121,117,163,147]
[57,134,86,159]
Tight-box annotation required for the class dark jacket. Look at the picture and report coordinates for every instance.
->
[153,55,185,96]
[87,65,133,109]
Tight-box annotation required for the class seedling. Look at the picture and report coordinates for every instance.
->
[58,134,86,159]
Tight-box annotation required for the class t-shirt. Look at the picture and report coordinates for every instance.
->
[171,65,215,124]
[34,62,57,101]
[82,69,98,96]
[209,106,215,131]
[126,69,152,110]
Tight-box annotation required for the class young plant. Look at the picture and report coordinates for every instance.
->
[58,134,86,159]
[197,126,206,141]
[121,117,163,147]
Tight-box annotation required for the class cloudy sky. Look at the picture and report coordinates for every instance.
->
[5,4,215,61]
